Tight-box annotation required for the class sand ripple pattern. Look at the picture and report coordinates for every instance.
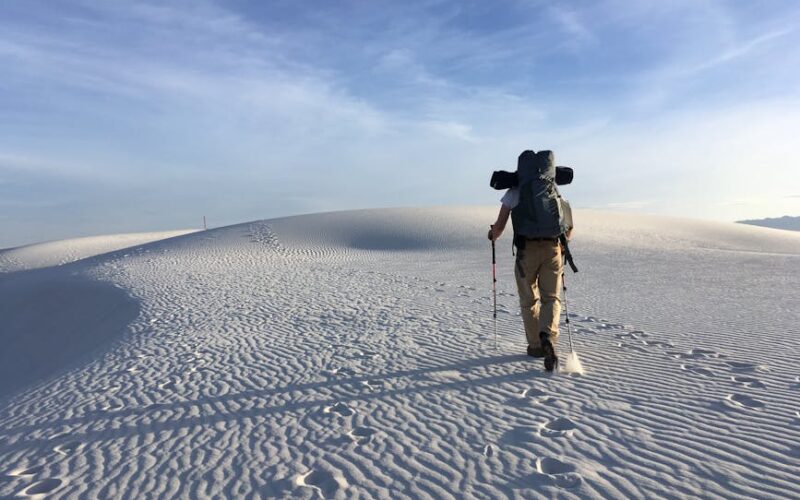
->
[1,207,799,499]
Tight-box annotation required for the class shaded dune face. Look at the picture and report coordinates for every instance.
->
[343,220,465,251]
[0,273,140,400]
[266,207,489,253]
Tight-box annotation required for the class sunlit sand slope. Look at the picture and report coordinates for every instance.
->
[0,230,198,273]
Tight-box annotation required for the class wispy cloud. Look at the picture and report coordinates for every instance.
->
[546,5,596,49]
[1,0,800,245]
[626,4,800,112]
[641,25,795,83]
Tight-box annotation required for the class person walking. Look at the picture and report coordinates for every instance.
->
[487,150,573,371]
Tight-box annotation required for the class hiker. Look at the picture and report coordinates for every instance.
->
[487,150,573,371]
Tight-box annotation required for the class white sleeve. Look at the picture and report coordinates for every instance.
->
[501,188,519,209]
[560,197,574,231]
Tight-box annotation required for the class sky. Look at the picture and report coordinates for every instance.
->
[1,0,799,248]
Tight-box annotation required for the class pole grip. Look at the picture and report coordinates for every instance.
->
[490,225,496,265]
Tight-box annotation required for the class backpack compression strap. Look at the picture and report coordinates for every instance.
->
[559,234,579,273]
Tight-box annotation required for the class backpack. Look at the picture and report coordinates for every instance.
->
[510,150,567,238]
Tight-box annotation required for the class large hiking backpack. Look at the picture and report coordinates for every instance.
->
[510,150,568,238]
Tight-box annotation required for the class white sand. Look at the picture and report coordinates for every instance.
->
[0,207,799,498]
[0,230,199,273]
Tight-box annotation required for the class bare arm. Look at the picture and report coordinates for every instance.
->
[488,205,511,241]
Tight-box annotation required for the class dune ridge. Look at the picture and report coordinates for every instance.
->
[0,229,199,273]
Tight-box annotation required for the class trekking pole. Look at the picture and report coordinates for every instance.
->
[491,226,498,350]
[562,272,574,353]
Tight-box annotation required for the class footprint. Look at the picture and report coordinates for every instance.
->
[295,468,348,499]
[19,478,63,496]
[539,417,577,438]
[614,332,640,340]
[731,376,767,389]
[349,350,380,360]
[361,380,384,391]
[725,393,766,410]
[680,364,716,377]
[537,457,577,474]
[510,388,556,406]
[520,388,546,398]
[533,396,557,406]
[593,322,626,331]
[54,441,82,455]
[484,444,494,457]
[534,457,582,489]
[8,465,44,477]
[642,340,674,349]
[670,349,721,360]
[323,402,355,417]
[427,370,462,382]
[322,367,357,378]
[347,427,377,444]
[617,342,648,353]
[724,361,768,373]
[158,379,178,391]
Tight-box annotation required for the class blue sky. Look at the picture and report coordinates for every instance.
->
[1,0,799,247]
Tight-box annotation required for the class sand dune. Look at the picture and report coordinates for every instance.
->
[0,207,798,498]
[0,230,199,273]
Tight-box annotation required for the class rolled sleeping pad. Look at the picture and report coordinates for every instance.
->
[555,166,573,186]
[490,170,518,190]
[489,166,574,190]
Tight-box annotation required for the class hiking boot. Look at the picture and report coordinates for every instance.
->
[539,331,559,372]
[527,345,545,358]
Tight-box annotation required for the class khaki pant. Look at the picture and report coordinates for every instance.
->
[514,240,563,348]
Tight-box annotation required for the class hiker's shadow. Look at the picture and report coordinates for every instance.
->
[1,353,540,455]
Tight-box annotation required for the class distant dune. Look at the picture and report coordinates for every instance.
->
[737,215,800,231]
[0,229,199,273]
